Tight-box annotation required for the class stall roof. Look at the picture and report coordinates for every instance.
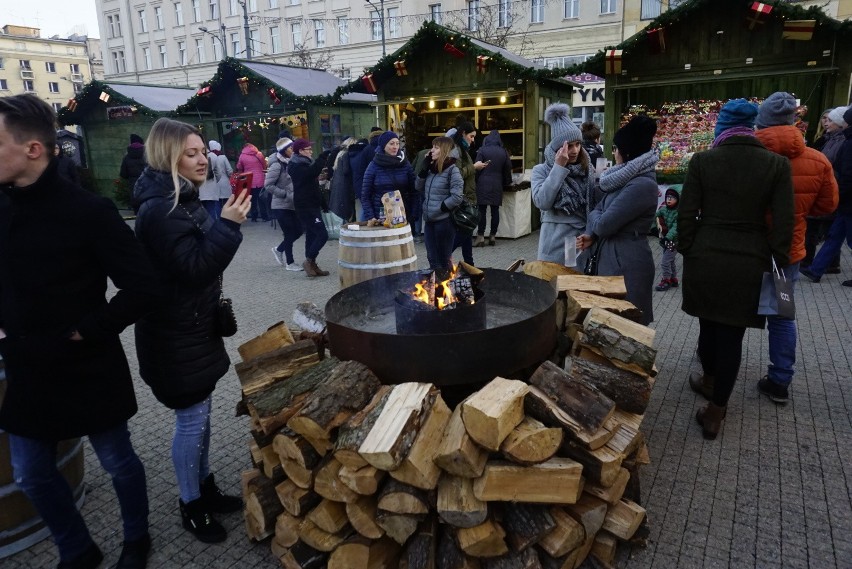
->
[58,80,196,126]
[103,83,197,111]
[240,61,375,103]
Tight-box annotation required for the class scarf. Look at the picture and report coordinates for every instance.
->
[599,150,659,193]
[429,157,457,174]
[712,126,755,148]
[551,160,592,216]
[821,129,846,165]
[373,150,407,168]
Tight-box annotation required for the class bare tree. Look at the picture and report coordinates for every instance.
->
[285,37,335,69]
[442,1,537,57]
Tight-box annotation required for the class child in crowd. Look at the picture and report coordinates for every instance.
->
[655,186,680,291]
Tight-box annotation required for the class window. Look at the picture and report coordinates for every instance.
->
[289,0,299,5]
[269,0,278,7]
[0,58,4,69]
[158,44,168,67]
[270,26,281,53]
[640,0,660,19]
[370,11,381,41]
[45,61,56,73]
[194,38,205,62]
[73,82,82,94]
[0,79,6,90]
[430,4,442,24]
[498,0,510,27]
[143,47,152,70]
[248,0,257,11]
[670,0,686,7]
[175,2,184,25]
[231,32,241,56]
[15,41,25,50]
[229,0,238,15]
[564,0,578,18]
[19,60,31,70]
[601,0,616,14]
[249,29,258,55]
[314,20,325,47]
[70,63,80,74]
[155,6,164,29]
[107,14,122,37]
[387,7,400,38]
[337,17,349,45]
[53,103,63,112]
[23,80,34,92]
[138,10,148,32]
[531,0,544,23]
[178,41,187,64]
[338,68,350,80]
[208,0,217,19]
[291,23,302,48]
[212,36,222,59]
[468,1,480,32]
[48,82,60,93]
[192,0,201,22]
[112,50,126,73]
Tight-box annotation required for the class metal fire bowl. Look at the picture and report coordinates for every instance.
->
[325,268,557,386]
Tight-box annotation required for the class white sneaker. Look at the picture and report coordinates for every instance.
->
[286,263,304,271]
[271,247,284,266]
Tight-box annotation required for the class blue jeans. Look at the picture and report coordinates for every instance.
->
[296,208,329,260]
[272,208,304,265]
[173,396,212,503]
[767,263,800,387]
[808,213,852,277]
[10,422,148,561]
[425,217,456,269]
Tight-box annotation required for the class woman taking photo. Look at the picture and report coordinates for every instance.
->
[132,118,250,543]
[416,136,464,269]
[577,115,659,325]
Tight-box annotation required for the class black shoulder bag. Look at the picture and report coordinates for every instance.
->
[583,239,603,276]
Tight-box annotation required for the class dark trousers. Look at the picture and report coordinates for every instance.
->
[425,217,456,269]
[453,230,474,265]
[272,208,304,265]
[477,204,500,237]
[803,217,840,268]
[296,208,328,260]
[249,187,269,221]
[697,318,747,407]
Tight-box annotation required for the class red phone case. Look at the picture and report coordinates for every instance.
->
[230,172,253,196]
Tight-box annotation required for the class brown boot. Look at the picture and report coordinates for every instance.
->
[311,259,330,277]
[302,258,319,277]
[474,235,485,247]
[696,403,727,440]
[688,372,714,400]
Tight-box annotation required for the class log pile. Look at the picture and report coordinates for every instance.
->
[234,291,657,568]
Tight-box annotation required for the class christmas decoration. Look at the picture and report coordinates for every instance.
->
[443,42,465,59]
[394,60,407,76]
[476,55,490,74]
[66,98,78,112]
[646,27,666,55]
[746,2,773,30]
[268,87,281,105]
[237,76,250,95]
[605,50,622,75]
[361,73,377,93]
[99,91,110,103]
[196,86,212,97]
[782,20,816,40]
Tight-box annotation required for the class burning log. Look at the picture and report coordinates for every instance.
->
[461,377,529,452]
[437,475,488,529]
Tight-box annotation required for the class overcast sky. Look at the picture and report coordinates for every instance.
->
[0,0,101,39]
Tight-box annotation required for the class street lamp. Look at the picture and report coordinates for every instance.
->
[238,0,252,60]
[364,0,386,57]
[199,24,227,58]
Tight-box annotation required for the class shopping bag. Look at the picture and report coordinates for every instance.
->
[757,258,795,320]
[322,210,343,240]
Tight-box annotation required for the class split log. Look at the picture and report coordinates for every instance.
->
[436,475,488,530]
[271,534,292,561]
[605,409,644,459]
[279,540,326,569]
[590,532,617,566]
[287,360,382,455]
[457,519,509,558]
[461,377,529,451]
[553,275,627,299]
[482,548,543,569]
[581,308,656,375]
[560,441,622,488]
[334,385,393,469]
[249,441,263,468]
[375,511,421,545]
[238,321,295,363]
[390,394,452,490]
[523,260,579,282]
[500,417,563,465]
[259,444,285,482]
[399,516,437,569]
[524,386,618,450]
[346,495,385,539]
[438,525,481,569]
[600,498,646,540]
[538,507,585,557]
[273,428,322,469]
[274,511,302,548]
[502,503,556,551]
[569,536,595,569]
[245,510,273,542]
[564,356,651,415]
[275,479,320,517]
[245,472,283,537]
[306,499,349,534]
[359,383,438,471]
[339,464,385,495]
[298,518,350,552]
[236,339,321,397]
[564,289,642,324]
[280,458,313,489]
[564,494,607,538]
[377,479,431,516]
[314,456,360,503]
[537,547,576,569]
[582,468,629,506]
[472,458,583,504]
[554,297,568,332]
[529,361,615,435]
[328,536,401,569]
[244,356,337,435]
[434,404,488,478]
[292,301,326,334]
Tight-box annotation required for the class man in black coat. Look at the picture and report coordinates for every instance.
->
[0,95,161,569]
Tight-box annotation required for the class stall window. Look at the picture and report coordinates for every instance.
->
[600,0,616,14]
[338,17,349,45]
[320,113,343,150]
[468,1,480,31]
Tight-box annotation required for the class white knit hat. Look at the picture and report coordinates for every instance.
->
[544,103,582,151]
[208,140,221,152]
[276,137,294,152]
[827,106,848,127]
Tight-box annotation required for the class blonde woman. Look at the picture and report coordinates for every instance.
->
[416,136,464,269]
[131,118,251,543]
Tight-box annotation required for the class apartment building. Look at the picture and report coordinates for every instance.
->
[0,25,94,112]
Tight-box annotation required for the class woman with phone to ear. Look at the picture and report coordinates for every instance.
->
[132,118,251,544]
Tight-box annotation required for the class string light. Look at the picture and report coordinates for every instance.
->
[428,99,435,109]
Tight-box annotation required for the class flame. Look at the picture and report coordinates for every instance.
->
[412,282,431,304]
[407,265,464,310]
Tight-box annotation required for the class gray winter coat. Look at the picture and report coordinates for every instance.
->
[210,153,233,199]
[265,154,294,210]
[416,159,464,222]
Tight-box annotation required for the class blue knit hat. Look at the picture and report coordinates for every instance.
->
[377,131,399,152]
[714,99,758,138]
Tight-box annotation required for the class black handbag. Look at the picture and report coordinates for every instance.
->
[584,239,603,276]
[215,275,238,337]
[451,199,479,234]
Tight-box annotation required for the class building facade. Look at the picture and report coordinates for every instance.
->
[0,25,94,112]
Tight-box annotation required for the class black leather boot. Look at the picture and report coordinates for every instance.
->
[56,542,103,569]
[179,498,226,543]
[200,473,242,514]
[114,532,151,569]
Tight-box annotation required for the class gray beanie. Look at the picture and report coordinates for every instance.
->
[544,103,582,150]
[828,106,848,127]
[755,92,798,128]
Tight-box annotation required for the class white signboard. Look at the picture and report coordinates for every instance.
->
[572,82,605,108]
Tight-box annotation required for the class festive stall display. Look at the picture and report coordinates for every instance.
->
[393,61,407,77]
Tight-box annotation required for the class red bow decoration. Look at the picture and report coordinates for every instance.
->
[236,77,249,95]
[646,27,666,55]
[268,87,281,105]
[443,42,465,59]
[196,86,212,97]
[66,98,78,112]
[746,2,772,30]
[476,55,489,74]
[361,73,377,94]
[394,60,407,76]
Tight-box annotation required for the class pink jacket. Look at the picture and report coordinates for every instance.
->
[236,145,267,189]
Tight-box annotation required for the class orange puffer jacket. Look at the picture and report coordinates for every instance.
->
[756,125,838,264]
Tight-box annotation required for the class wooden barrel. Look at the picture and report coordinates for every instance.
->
[338,225,418,289]
[0,362,86,559]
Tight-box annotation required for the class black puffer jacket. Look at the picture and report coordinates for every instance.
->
[120,144,146,190]
[289,152,329,212]
[131,168,243,409]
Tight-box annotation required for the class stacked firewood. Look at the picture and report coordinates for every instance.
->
[234,287,657,568]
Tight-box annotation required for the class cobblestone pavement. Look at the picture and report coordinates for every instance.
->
[4,221,851,568]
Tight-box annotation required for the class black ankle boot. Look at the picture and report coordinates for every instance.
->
[114,533,151,569]
[56,542,103,569]
[179,498,226,543]
[200,474,243,514]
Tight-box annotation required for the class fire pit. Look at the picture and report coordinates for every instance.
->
[394,267,487,335]
[325,268,557,389]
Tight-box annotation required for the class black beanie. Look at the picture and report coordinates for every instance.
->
[130,133,144,145]
[612,116,657,161]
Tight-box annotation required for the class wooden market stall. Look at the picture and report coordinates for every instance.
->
[584,0,852,183]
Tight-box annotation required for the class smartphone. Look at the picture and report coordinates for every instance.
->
[230,172,253,196]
